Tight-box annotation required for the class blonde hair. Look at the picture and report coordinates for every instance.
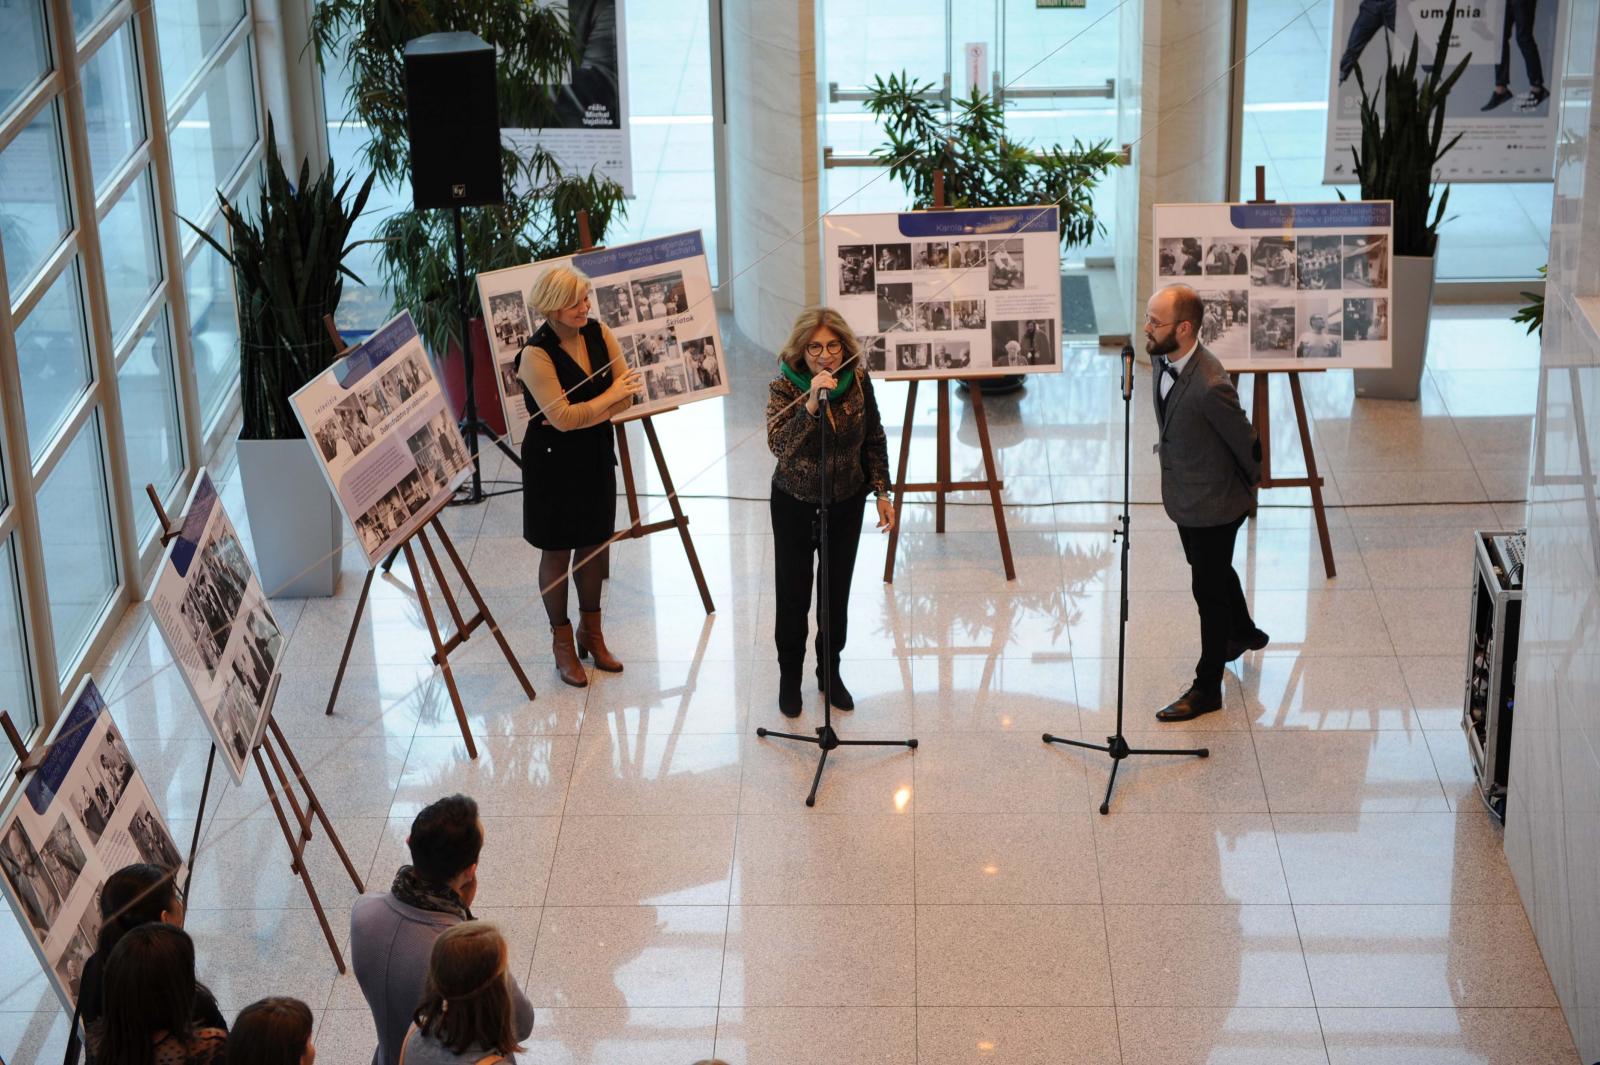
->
[777,307,860,371]
[528,264,591,318]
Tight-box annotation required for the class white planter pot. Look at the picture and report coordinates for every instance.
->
[1354,252,1436,402]
[236,438,342,598]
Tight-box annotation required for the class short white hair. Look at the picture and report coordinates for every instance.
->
[528,265,591,317]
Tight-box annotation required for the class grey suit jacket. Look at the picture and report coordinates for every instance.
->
[1152,344,1260,528]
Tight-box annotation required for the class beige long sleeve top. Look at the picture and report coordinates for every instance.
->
[514,319,633,431]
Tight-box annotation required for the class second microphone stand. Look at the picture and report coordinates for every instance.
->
[757,380,918,807]
[1043,345,1209,814]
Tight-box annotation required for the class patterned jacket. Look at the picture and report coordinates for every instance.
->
[767,368,892,504]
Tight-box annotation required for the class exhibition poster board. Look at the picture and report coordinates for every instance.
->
[1325,0,1564,182]
[1152,201,1395,372]
[821,206,1063,379]
[503,0,633,195]
[147,469,284,785]
[0,678,186,1011]
[290,311,473,564]
[475,230,727,443]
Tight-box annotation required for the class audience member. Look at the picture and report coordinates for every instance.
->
[96,924,226,1065]
[399,922,532,1064]
[226,998,315,1065]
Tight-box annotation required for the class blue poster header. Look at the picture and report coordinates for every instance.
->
[167,471,219,577]
[1229,202,1391,230]
[574,231,705,277]
[896,206,1058,237]
[334,311,419,388]
[27,679,106,814]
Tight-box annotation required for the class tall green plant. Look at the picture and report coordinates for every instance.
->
[1345,4,1470,257]
[864,72,1121,248]
[184,117,375,440]
[311,0,628,357]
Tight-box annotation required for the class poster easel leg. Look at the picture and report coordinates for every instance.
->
[964,383,1017,580]
[427,518,537,700]
[883,380,919,583]
[182,745,217,902]
[609,416,714,615]
[402,541,479,759]
[252,745,348,973]
[325,568,376,716]
[268,719,365,890]
[642,417,715,614]
[935,380,951,532]
[1288,373,1336,579]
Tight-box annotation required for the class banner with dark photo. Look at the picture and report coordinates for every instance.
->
[0,678,186,1013]
[1325,0,1564,182]
[148,469,284,784]
[503,0,634,195]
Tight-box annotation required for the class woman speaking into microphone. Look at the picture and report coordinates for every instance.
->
[765,309,894,718]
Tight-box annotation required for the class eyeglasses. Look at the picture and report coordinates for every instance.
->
[805,340,844,356]
[1144,315,1172,328]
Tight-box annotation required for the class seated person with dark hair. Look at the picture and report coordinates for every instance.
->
[349,795,534,1065]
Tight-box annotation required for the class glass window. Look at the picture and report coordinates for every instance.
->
[118,308,184,539]
[0,1,51,121]
[37,416,118,679]
[99,168,163,342]
[81,23,146,194]
[0,100,72,298]
[14,258,93,462]
[72,0,119,40]
[169,38,258,224]
[187,213,239,425]
[0,536,36,735]
[153,0,246,108]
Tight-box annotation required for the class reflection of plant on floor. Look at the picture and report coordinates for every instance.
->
[1512,265,1546,335]
[311,0,627,357]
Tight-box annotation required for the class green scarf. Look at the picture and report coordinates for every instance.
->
[781,360,855,400]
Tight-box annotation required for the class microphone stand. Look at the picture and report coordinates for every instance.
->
[757,378,918,807]
[1043,344,1209,814]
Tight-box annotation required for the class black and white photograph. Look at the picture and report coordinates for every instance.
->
[932,340,971,370]
[1250,236,1296,289]
[53,928,93,1001]
[644,364,688,402]
[1198,289,1250,360]
[837,245,875,295]
[500,362,521,403]
[1158,236,1203,277]
[635,326,679,367]
[312,423,339,463]
[127,802,182,871]
[487,291,533,355]
[378,354,428,410]
[629,272,688,321]
[331,396,376,458]
[987,239,1026,289]
[176,527,250,678]
[0,822,59,936]
[953,299,986,329]
[682,337,722,390]
[915,301,952,331]
[1343,234,1388,289]
[1296,235,1343,291]
[594,283,637,329]
[990,319,1056,367]
[229,619,273,708]
[948,240,986,270]
[214,677,255,763]
[353,482,413,555]
[1203,238,1249,275]
[40,815,87,904]
[1342,296,1389,342]
[860,334,887,372]
[895,342,931,371]
[877,283,913,332]
[874,243,912,271]
[913,241,949,270]
[1296,297,1343,359]
[1251,299,1297,358]
[69,780,112,847]
[407,420,454,498]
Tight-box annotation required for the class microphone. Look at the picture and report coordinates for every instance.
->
[1120,342,1135,401]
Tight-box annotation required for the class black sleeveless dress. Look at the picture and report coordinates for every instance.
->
[516,319,618,550]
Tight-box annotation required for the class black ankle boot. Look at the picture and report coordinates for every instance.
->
[816,666,854,711]
[778,665,803,718]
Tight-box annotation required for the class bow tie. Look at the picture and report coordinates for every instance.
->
[1160,358,1179,381]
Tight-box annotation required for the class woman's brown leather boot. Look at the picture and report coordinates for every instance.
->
[552,622,588,687]
[575,610,624,672]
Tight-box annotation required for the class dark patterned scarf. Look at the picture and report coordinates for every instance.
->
[390,865,473,921]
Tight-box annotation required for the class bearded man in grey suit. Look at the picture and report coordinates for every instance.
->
[1146,284,1269,722]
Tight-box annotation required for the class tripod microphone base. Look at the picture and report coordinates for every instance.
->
[757,725,917,806]
[1042,732,1209,815]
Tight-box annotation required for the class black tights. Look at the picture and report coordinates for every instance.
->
[538,546,605,627]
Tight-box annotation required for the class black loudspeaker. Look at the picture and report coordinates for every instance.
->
[402,32,504,210]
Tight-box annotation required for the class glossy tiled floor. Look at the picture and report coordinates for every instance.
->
[0,305,1581,1063]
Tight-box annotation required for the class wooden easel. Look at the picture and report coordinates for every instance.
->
[1228,167,1338,579]
[882,171,1017,583]
[70,487,368,974]
[315,323,537,758]
[572,210,716,615]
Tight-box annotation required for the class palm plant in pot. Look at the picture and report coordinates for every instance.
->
[185,117,375,596]
[1343,5,1469,401]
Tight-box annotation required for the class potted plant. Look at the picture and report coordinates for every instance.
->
[311,0,627,423]
[186,116,375,597]
[864,73,1122,392]
[1345,5,1469,401]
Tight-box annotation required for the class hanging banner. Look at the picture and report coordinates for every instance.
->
[504,0,633,195]
[475,230,727,444]
[147,470,284,785]
[0,678,186,1012]
[1325,0,1563,182]
[822,206,1063,380]
[290,311,474,564]
[1152,200,1395,372]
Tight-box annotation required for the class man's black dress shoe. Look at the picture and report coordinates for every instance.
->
[1225,628,1271,662]
[1157,686,1224,722]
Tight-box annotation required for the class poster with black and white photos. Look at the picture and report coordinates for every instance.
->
[0,678,185,1013]
[475,230,727,442]
[823,207,1062,379]
[291,311,473,566]
[147,469,284,784]
[1152,201,1394,372]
